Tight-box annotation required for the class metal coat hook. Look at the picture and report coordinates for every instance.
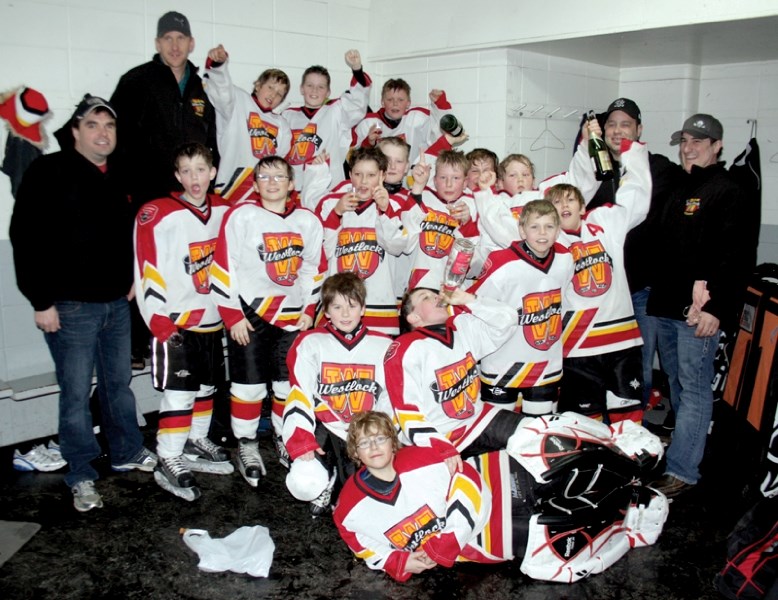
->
[562,109,578,119]
[529,105,544,116]
[747,119,757,138]
[547,107,561,118]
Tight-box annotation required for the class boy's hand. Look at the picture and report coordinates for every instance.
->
[297,314,313,331]
[405,551,437,574]
[344,49,362,70]
[230,318,254,346]
[444,453,463,476]
[208,44,228,63]
[298,448,325,461]
[366,123,382,145]
[309,150,330,166]
[334,190,359,215]
[429,89,444,104]
[478,170,496,191]
[410,152,431,193]
[448,201,470,224]
[444,130,469,147]
[374,182,389,212]
[442,288,476,307]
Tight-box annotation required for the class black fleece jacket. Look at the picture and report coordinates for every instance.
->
[10,150,134,311]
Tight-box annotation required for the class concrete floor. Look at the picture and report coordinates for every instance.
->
[0,401,765,600]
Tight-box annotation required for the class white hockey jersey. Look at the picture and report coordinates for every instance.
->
[333,446,509,583]
[204,59,292,193]
[282,322,393,459]
[283,71,372,189]
[560,141,651,357]
[402,187,479,291]
[468,242,574,408]
[210,198,326,331]
[317,187,408,335]
[134,193,230,340]
[384,297,518,459]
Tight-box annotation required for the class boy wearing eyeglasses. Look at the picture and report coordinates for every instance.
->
[211,156,326,487]
[282,272,394,515]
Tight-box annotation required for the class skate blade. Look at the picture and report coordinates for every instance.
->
[154,470,201,501]
[182,456,235,475]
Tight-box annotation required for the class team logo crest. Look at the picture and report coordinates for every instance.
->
[684,198,700,215]
[335,228,384,278]
[137,204,158,225]
[287,124,323,165]
[247,112,279,159]
[190,98,205,118]
[317,363,380,422]
[385,505,444,551]
[520,290,562,350]
[419,210,457,258]
[183,238,217,294]
[510,206,523,220]
[430,353,479,419]
[257,232,304,286]
[570,240,612,297]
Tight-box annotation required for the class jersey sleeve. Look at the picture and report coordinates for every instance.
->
[133,203,178,341]
[209,205,247,328]
[613,140,651,230]
[384,339,460,459]
[473,189,520,249]
[333,484,414,583]
[422,462,489,567]
[282,333,320,458]
[203,59,237,121]
[298,212,327,321]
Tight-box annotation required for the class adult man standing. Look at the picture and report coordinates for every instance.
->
[647,114,751,497]
[110,11,218,209]
[9,95,157,512]
[110,11,219,368]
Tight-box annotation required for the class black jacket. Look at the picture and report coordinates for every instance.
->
[587,152,684,293]
[646,163,752,329]
[9,150,134,311]
[110,54,219,209]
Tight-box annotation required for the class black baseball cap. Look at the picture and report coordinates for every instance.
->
[71,94,117,122]
[157,11,191,37]
[604,98,641,124]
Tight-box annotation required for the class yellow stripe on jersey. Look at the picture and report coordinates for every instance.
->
[143,263,166,290]
[355,548,376,560]
[210,263,230,287]
[587,320,640,337]
[450,471,482,513]
[561,311,586,345]
[364,308,399,318]
[159,425,191,435]
[289,387,314,409]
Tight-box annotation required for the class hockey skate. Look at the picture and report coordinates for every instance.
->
[309,473,337,517]
[154,455,201,502]
[237,438,267,487]
[273,435,291,470]
[183,438,234,475]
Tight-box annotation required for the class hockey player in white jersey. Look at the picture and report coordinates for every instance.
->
[283,50,371,192]
[211,156,326,487]
[134,143,233,501]
[282,273,393,515]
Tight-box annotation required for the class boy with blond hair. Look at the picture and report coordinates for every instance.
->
[468,199,574,416]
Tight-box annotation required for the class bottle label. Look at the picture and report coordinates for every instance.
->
[449,252,471,276]
[597,150,613,171]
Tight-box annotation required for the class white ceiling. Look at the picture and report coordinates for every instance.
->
[511,16,778,68]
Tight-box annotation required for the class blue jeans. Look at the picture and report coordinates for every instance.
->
[45,298,143,487]
[655,317,718,484]
[632,287,658,406]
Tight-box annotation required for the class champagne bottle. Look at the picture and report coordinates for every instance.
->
[440,114,464,137]
[587,110,614,181]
